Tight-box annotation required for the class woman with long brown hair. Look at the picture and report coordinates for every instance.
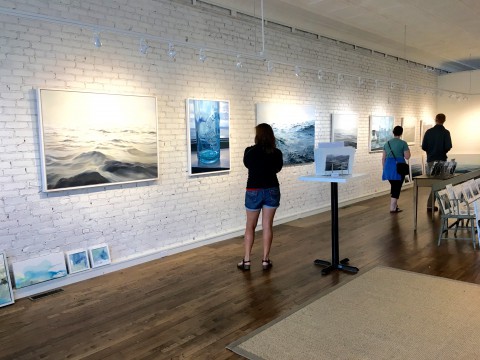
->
[238,123,283,271]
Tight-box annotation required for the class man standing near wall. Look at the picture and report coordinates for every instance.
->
[421,113,453,211]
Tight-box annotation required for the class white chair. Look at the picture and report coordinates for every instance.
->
[436,187,476,248]
[474,200,480,247]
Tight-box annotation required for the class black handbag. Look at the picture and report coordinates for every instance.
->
[387,141,409,176]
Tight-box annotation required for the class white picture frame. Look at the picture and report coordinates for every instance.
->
[12,252,67,289]
[331,113,358,149]
[314,146,355,176]
[401,117,416,145]
[420,120,434,142]
[369,115,394,152]
[65,249,90,274]
[0,252,14,307]
[37,89,159,192]
[88,244,111,268]
[186,99,230,176]
[409,157,424,178]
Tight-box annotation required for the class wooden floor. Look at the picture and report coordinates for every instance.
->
[2,187,480,360]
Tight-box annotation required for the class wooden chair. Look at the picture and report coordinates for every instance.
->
[436,187,476,248]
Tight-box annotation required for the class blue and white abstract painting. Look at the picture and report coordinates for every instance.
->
[369,115,394,152]
[256,103,315,165]
[89,244,111,268]
[12,252,67,289]
[0,252,14,307]
[66,249,90,274]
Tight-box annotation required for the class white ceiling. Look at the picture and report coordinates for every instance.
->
[204,0,480,73]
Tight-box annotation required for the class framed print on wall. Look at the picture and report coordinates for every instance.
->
[256,103,315,166]
[0,252,14,307]
[409,157,424,178]
[186,99,230,175]
[12,252,67,289]
[401,117,416,145]
[369,115,394,152]
[331,113,358,149]
[88,244,111,268]
[37,89,159,192]
[420,120,434,142]
[65,249,90,274]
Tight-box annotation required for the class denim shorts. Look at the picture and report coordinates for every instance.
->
[245,187,281,211]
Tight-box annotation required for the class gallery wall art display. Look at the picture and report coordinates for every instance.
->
[186,99,230,175]
[401,117,416,145]
[409,157,424,178]
[88,244,111,268]
[448,154,480,173]
[314,145,356,176]
[256,103,315,165]
[369,115,394,152]
[12,252,67,289]
[420,120,434,142]
[331,113,358,149]
[65,249,90,274]
[0,252,14,307]
[37,89,159,192]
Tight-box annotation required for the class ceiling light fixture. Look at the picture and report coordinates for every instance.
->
[198,48,207,62]
[139,38,148,55]
[92,31,102,48]
[167,43,177,60]
[235,55,243,69]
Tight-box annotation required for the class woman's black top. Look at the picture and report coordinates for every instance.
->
[243,144,283,188]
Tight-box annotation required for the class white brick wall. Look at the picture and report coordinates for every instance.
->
[0,0,436,271]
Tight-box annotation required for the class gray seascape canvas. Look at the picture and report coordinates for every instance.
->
[37,89,158,192]
[401,117,416,145]
[331,113,358,149]
[369,115,394,152]
[256,103,315,165]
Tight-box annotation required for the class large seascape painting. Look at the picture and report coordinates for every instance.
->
[12,252,67,289]
[256,103,315,165]
[331,113,358,148]
[187,99,230,175]
[37,89,158,192]
[369,115,394,152]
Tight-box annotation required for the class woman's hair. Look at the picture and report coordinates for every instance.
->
[255,123,276,153]
[393,125,403,136]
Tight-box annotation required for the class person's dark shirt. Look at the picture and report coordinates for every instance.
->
[421,124,452,162]
[244,144,283,188]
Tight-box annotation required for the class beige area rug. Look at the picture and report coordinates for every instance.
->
[227,266,480,359]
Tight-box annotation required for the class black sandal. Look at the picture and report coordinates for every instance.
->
[262,259,273,270]
[237,259,251,271]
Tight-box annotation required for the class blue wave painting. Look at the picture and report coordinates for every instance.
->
[256,103,315,165]
[90,245,111,267]
[67,251,90,273]
[37,89,158,192]
[12,253,67,289]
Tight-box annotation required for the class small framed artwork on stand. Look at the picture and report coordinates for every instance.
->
[314,146,356,176]
[65,249,90,274]
[0,252,14,307]
[88,244,111,268]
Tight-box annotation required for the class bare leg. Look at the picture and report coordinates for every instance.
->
[390,197,397,212]
[261,207,277,261]
[243,210,260,262]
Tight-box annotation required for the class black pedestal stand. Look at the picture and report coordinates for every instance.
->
[314,182,359,275]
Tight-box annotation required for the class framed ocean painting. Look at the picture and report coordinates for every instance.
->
[186,99,230,175]
[0,252,14,307]
[12,252,67,289]
[369,115,394,152]
[36,89,158,192]
[88,244,111,268]
[256,103,315,166]
[401,117,416,145]
[65,249,90,274]
[331,113,358,149]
